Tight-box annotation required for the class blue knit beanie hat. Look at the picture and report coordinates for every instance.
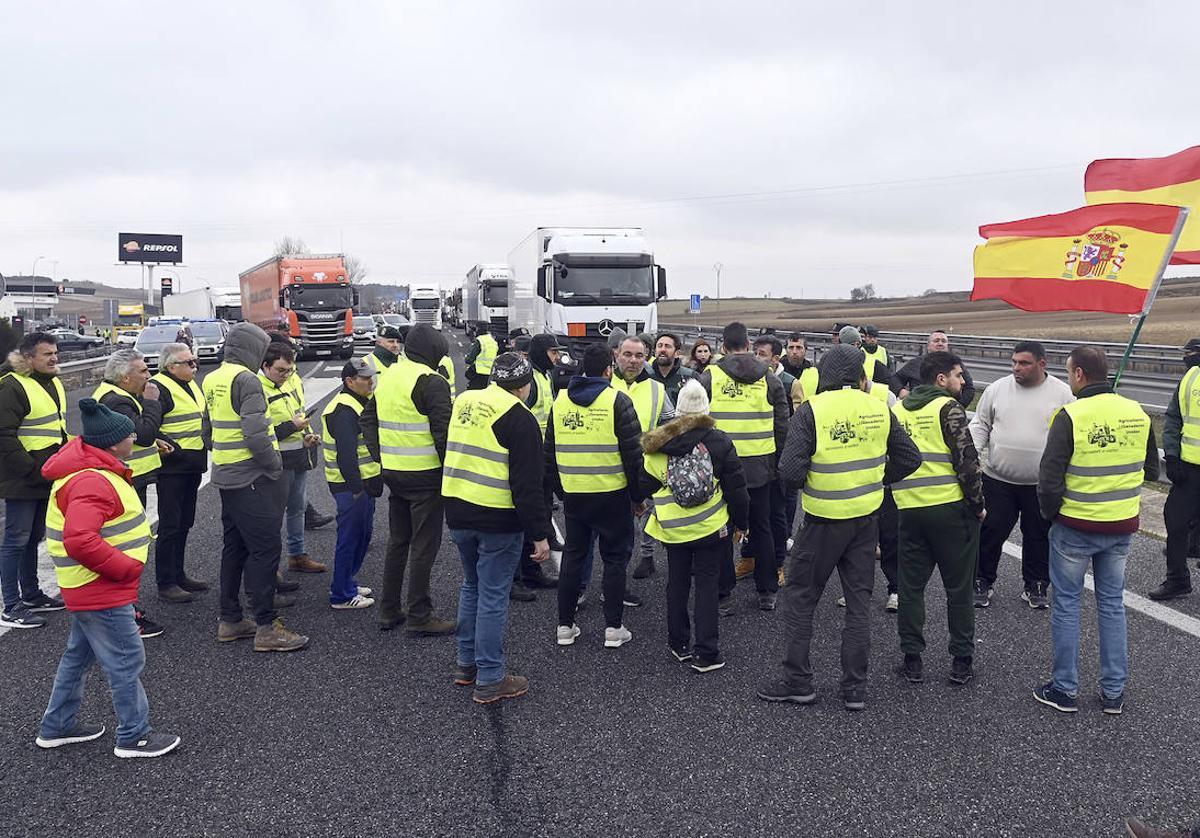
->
[79,398,135,450]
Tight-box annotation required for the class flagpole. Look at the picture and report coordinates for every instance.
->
[1113,206,1189,390]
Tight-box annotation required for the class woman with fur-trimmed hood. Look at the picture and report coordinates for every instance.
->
[638,380,749,672]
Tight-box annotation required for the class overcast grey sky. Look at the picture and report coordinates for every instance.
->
[2,0,1198,299]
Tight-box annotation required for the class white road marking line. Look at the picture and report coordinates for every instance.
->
[1002,541,1200,640]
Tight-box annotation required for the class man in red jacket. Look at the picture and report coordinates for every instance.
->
[36,398,180,759]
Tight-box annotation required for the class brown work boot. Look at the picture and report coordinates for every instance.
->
[472,674,529,704]
[778,567,786,587]
[289,553,328,574]
[734,557,755,580]
[253,619,310,653]
[406,616,456,636]
[216,618,257,643]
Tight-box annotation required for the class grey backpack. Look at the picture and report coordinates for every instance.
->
[665,441,716,508]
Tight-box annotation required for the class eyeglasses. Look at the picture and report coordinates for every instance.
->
[170,360,198,368]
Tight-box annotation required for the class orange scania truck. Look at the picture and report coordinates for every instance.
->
[239,254,357,360]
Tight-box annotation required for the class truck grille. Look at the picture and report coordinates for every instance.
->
[489,316,508,340]
[414,311,437,323]
[300,322,344,346]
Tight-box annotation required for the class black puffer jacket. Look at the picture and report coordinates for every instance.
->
[0,351,67,499]
[639,413,749,534]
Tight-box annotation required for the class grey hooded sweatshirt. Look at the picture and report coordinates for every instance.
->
[211,323,282,490]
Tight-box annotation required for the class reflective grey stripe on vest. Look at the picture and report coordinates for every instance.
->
[1062,486,1142,503]
[443,467,510,491]
[210,418,242,429]
[380,420,432,432]
[110,535,152,552]
[162,411,202,424]
[1065,461,1144,477]
[651,497,726,528]
[709,410,772,420]
[804,481,884,500]
[725,430,774,441]
[919,452,952,463]
[808,455,887,474]
[267,392,289,404]
[21,413,59,426]
[446,441,506,463]
[102,513,148,537]
[558,463,625,475]
[126,447,158,461]
[211,440,249,450]
[555,443,620,453]
[18,428,62,438]
[278,438,305,451]
[893,474,959,490]
[381,445,438,457]
[1184,438,1200,447]
[1183,416,1200,427]
[649,384,660,425]
[165,429,203,440]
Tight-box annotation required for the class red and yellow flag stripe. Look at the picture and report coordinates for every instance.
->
[1085,145,1200,265]
[971,203,1186,314]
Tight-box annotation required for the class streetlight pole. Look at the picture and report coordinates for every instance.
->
[30,255,46,323]
[713,262,723,309]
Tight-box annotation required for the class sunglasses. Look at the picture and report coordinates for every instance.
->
[170,359,198,368]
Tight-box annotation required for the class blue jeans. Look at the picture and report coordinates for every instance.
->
[450,528,523,687]
[40,605,151,746]
[1,497,49,610]
[331,491,375,604]
[1048,523,1130,699]
[284,469,308,557]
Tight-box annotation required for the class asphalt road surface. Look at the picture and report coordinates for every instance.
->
[1,335,1197,838]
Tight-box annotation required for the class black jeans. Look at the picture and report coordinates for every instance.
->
[747,483,783,594]
[666,532,728,660]
[1164,462,1200,584]
[878,489,899,595]
[977,474,1050,587]
[218,476,288,626]
[154,471,202,589]
[897,501,980,659]
[558,494,634,629]
[380,486,445,624]
[778,514,878,694]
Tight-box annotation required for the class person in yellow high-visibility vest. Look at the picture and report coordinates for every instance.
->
[35,398,181,758]
[464,331,501,391]
[1033,346,1158,715]
[891,351,986,687]
[1152,336,1200,601]
[364,325,404,376]
[757,345,921,711]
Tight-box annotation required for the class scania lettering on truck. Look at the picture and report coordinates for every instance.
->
[239,254,356,360]
[507,227,666,342]
[406,284,442,330]
[462,264,510,339]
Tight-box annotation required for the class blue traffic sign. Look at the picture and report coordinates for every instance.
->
[689,293,701,314]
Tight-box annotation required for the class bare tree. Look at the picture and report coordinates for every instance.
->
[344,254,368,284]
[850,283,877,302]
[923,287,939,296]
[273,236,310,258]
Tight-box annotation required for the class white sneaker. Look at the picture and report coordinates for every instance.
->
[331,594,375,610]
[604,625,633,648]
[357,586,373,597]
[556,624,581,646]
[885,593,899,612]
[836,596,846,607]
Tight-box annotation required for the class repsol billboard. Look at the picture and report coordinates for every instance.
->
[118,232,183,264]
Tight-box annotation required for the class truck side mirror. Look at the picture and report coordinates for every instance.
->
[656,266,668,300]
[279,290,286,307]
[537,266,548,298]
[352,288,360,307]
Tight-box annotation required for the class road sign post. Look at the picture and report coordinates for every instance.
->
[689,293,701,334]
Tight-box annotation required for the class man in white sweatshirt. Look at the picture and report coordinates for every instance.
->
[969,341,1074,609]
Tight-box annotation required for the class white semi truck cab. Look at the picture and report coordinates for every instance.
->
[407,283,443,330]
[463,264,511,340]
[508,227,666,342]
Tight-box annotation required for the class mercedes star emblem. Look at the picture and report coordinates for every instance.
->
[597,319,615,336]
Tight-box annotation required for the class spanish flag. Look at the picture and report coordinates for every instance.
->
[971,203,1187,314]
[1086,145,1200,265]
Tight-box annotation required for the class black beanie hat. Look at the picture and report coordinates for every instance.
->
[80,398,135,450]
[490,352,533,390]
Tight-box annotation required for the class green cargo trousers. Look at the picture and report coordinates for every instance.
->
[897,500,980,659]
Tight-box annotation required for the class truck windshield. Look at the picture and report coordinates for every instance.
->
[411,298,439,310]
[483,283,507,307]
[292,284,352,310]
[215,305,242,322]
[554,264,654,306]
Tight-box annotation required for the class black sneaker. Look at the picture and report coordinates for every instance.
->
[135,608,164,639]
[756,679,816,704]
[36,721,106,749]
[0,604,47,629]
[509,582,536,603]
[1021,581,1050,609]
[842,690,866,712]
[758,593,777,611]
[275,574,301,594]
[1100,690,1124,715]
[21,592,65,612]
[898,654,923,684]
[691,655,726,674]
[113,731,182,759]
[1032,682,1078,713]
[973,578,993,608]
[632,555,655,579]
[949,656,974,685]
[718,596,736,617]
[303,505,334,530]
[1147,580,1193,601]
[670,646,692,663]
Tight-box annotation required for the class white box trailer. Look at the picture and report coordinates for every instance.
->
[507,227,666,342]
[162,286,243,322]
[462,264,511,339]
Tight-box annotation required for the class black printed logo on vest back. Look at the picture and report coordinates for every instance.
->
[829,418,858,445]
[1087,422,1118,448]
[720,379,743,398]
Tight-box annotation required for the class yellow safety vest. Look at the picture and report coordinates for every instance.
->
[258,372,305,452]
[1058,394,1149,522]
[551,387,627,494]
[643,451,728,544]
[321,392,382,485]
[529,368,553,437]
[287,369,306,408]
[150,373,207,452]
[5,372,66,451]
[364,351,394,377]
[797,367,819,404]
[803,387,890,519]
[472,334,499,376]
[46,468,151,589]
[1178,366,1200,466]
[708,364,775,457]
[863,346,888,378]
[438,354,457,398]
[867,381,892,404]
[890,395,964,509]
[375,357,441,472]
[203,362,279,466]
[610,375,664,433]
[442,384,521,508]
[91,382,161,478]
